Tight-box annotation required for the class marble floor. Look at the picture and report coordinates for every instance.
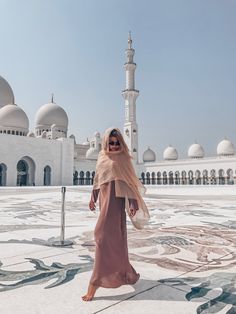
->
[0,186,236,314]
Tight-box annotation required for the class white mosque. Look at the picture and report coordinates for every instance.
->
[0,34,236,187]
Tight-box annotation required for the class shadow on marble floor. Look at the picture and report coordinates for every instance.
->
[93,275,236,314]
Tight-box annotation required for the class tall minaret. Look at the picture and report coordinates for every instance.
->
[122,32,139,164]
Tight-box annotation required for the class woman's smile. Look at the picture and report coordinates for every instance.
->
[109,136,120,151]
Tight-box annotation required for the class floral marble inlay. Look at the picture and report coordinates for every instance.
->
[0,256,93,291]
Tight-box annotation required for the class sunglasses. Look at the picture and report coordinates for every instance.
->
[109,141,120,146]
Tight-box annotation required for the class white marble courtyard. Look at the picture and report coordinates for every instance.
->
[0,186,236,314]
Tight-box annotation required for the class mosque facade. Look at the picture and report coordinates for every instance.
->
[0,35,235,187]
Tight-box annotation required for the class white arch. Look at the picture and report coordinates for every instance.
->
[0,163,7,186]
[16,156,36,186]
[44,165,51,186]
[226,168,234,184]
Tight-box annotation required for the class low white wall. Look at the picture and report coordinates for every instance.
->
[1,185,235,198]
[0,134,74,186]
[145,184,236,196]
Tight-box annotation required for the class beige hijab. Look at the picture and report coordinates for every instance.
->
[93,127,150,230]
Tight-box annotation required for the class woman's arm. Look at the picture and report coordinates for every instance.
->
[128,198,139,217]
[91,188,100,203]
[89,188,100,211]
[128,198,139,210]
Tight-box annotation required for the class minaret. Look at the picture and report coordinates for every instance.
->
[122,32,139,164]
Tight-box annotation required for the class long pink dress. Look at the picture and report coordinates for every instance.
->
[89,179,140,288]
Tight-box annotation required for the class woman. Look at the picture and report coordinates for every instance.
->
[82,127,150,301]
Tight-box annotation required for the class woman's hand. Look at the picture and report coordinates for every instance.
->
[129,208,137,217]
[89,200,96,211]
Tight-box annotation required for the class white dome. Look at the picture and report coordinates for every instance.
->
[0,76,14,108]
[143,147,156,162]
[27,131,35,137]
[217,139,235,156]
[0,104,29,130]
[86,147,99,160]
[163,146,178,160]
[35,101,68,129]
[188,143,204,158]
[94,131,100,138]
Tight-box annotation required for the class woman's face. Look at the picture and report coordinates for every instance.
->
[109,136,120,152]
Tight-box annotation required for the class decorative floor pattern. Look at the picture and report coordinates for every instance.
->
[0,186,236,314]
[0,256,93,291]
[160,272,236,314]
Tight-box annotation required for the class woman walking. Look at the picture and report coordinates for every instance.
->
[82,127,150,301]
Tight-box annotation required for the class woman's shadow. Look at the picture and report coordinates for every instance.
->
[93,275,236,314]
[93,278,187,301]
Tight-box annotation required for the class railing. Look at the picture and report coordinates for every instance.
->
[74,177,235,186]
[139,177,235,185]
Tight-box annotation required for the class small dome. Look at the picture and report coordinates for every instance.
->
[143,147,156,162]
[0,76,14,108]
[94,131,100,138]
[35,101,68,129]
[27,131,35,137]
[188,143,204,158]
[0,104,29,130]
[217,139,235,156]
[163,146,178,160]
[86,147,99,160]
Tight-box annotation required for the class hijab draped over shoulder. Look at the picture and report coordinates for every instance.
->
[93,127,150,230]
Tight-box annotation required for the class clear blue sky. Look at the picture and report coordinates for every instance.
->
[1,0,236,160]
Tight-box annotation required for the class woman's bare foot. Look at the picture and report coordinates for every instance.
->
[82,283,99,301]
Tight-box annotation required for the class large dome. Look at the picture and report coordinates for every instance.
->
[143,147,156,162]
[35,101,68,129]
[163,145,178,160]
[188,143,204,158]
[86,147,99,160]
[0,76,14,108]
[0,104,29,128]
[0,104,29,134]
[217,139,235,156]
